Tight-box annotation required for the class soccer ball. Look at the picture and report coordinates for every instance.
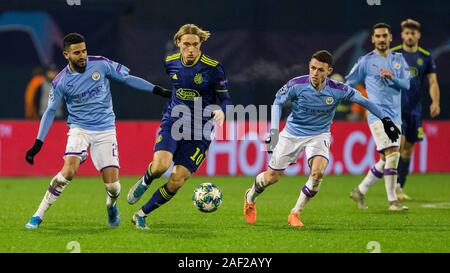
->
[192,182,223,213]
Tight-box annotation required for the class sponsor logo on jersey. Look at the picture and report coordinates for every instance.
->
[278,85,287,95]
[92,71,100,81]
[176,88,201,101]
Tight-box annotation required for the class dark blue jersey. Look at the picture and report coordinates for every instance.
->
[391,45,436,116]
[162,52,232,128]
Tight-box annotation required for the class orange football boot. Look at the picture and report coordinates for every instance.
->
[288,212,304,227]
[243,189,257,224]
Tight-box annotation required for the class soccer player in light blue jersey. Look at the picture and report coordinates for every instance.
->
[346,23,411,211]
[24,33,171,229]
[243,50,400,227]
[391,19,441,200]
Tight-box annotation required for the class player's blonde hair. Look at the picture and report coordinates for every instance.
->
[401,19,421,31]
[173,24,211,45]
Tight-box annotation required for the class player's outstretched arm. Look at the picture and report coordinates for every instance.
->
[123,75,172,98]
[348,88,400,142]
[25,101,59,165]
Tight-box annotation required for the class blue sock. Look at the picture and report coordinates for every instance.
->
[141,184,175,214]
[397,157,410,188]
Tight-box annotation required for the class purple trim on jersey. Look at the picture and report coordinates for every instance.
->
[370,166,384,178]
[88,55,109,62]
[384,168,398,176]
[51,67,68,88]
[116,64,122,72]
[345,90,355,100]
[100,165,120,172]
[48,186,61,196]
[287,75,309,88]
[327,79,348,91]
[302,185,317,197]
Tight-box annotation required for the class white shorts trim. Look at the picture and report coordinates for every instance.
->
[64,128,119,171]
[369,120,401,152]
[268,130,330,171]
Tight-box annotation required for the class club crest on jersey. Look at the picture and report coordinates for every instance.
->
[325,96,334,105]
[417,58,424,66]
[393,62,401,70]
[194,73,203,85]
[92,71,101,81]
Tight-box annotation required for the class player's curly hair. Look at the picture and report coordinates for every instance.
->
[173,24,211,45]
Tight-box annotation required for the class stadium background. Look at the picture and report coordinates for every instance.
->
[0,0,449,176]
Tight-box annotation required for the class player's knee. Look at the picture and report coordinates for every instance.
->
[151,161,171,176]
[400,148,413,160]
[61,167,77,181]
[265,171,282,184]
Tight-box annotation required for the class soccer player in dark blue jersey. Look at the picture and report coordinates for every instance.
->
[127,24,232,229]
[391,19,441,200]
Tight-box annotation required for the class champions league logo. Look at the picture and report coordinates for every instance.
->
[92,71,100,81]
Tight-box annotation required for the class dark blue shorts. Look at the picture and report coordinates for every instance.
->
[154,125,211,174]
[401,112,423,143]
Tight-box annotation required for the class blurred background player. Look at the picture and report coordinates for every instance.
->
[243,50,400,227]
[24,64,64,120]
[391,19,441,200]
[24,33,171,229]
[347,23,411,211]
[126,24,232,229]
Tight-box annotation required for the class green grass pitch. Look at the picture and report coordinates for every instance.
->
[0,174,449,253]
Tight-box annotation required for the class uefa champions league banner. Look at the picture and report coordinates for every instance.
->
[0,120,449,176]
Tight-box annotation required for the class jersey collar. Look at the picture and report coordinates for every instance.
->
[181,52,201,67]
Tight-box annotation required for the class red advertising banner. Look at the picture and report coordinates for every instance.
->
[0,120,449,176]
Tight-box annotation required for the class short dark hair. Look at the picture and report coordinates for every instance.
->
[311,50,333,66]
[372,22,392,35]
[401,19,421,31]
[63,33,85,50]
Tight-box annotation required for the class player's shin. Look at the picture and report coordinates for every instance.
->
[358,159,385,194]
[397,156,411,189]
[34,172,70,219]
[105,181,121,208]
[139,184,175,215]
[384,152,400,202]
[142,162,161,186]
[291,177,322,213]
[247,172,270,203]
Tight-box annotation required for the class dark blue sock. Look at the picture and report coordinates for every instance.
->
[397,157,410,188]
[143,163,159,185]
[141,184,175,214]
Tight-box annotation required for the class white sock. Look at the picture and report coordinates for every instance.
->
[35,172,70,219]
[247,172,269,203]
[358,159,385,195]
[105,181,121,208]
[291,177,322,214]
[384,153,400,202]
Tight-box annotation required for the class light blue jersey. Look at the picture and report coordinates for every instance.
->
[37,56,157,141]
[345,50,410,125]
[271,75,385,137]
